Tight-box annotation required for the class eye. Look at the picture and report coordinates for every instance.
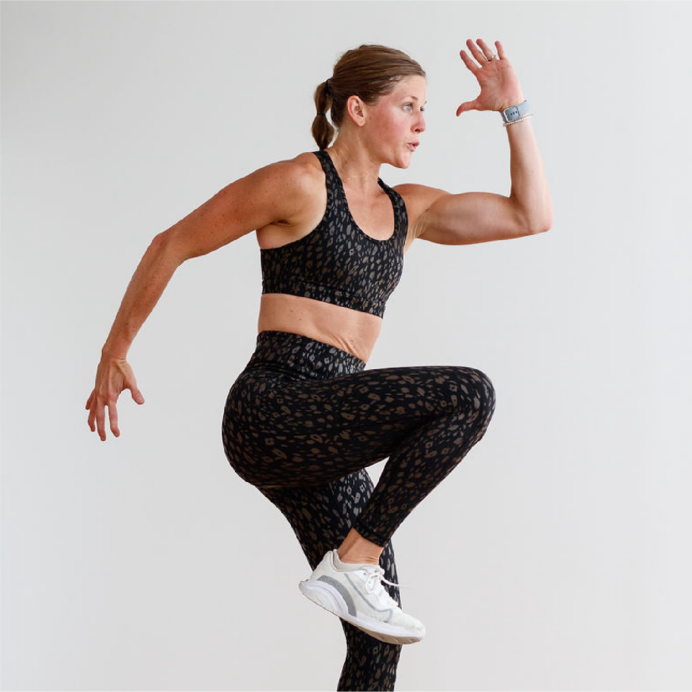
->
[403,103,425,113]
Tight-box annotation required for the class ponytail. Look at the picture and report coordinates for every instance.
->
[311,80,335,150]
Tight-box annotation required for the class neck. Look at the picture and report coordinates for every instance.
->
[327,137,382,191]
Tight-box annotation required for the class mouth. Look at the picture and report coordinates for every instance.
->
[407,142,420,152]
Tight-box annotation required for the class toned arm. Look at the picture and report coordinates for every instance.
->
[87,157,312,440]
[399,119,553,246]
[403,39,552,246]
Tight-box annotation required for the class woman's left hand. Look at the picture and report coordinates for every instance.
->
[456,39,525,116]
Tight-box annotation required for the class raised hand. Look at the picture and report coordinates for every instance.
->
[86,356,145,441]
[456,39,524,116]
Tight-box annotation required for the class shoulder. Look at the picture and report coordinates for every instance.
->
[393,183,451,239]
[278,151,323,179]
[230,151,324,224]
[249,151,322,196]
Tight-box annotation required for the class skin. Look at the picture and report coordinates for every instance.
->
[86,38,553,565]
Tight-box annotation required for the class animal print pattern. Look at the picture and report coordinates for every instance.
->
[258,472,403,691]
[222,330,496,690]
[223,331,496,545]
[260,150,408,317]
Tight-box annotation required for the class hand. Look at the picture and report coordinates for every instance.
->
[86,355,145,441]
[456,39,524,117]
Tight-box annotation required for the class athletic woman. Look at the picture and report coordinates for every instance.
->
[87,39,552,690]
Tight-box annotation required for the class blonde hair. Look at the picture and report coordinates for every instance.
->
[311,45,426,150]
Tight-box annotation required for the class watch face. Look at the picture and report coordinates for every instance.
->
[503,101,527,122]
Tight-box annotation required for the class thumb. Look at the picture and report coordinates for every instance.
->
[127,382,145,405]
[456,99,479,117]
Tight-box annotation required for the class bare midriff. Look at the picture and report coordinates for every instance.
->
[258,293,382,363]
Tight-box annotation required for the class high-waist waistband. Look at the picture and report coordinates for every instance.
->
[244,330,366,380]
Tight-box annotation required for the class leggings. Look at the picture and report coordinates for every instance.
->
[222,330,495,690]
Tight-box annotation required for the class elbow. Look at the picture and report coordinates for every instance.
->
[527,206,554,235]
[149,227,188,267]
[149,231,168,250]
[529,216,553,235]
[513,198,553,236]
[540,211,554,233]
[518,217,551,237]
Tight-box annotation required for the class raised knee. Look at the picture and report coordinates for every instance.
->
[458,368,495,428]
[463,368,496,428]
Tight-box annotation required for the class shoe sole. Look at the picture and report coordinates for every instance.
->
[299,579,424,645]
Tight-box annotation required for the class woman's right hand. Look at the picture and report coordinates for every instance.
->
[86,356,145,441]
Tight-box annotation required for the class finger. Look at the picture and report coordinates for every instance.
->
[108,400,120,438]
[88,404,96,432]
[465,38,487,65]
[130,388,145,405]
[96,403,107,441]
[496,40,507,60]
[125,378,145,405]
[456,99,479,117]
[476,38,495,61]
[459,49,480,74]
[86,390,94,409]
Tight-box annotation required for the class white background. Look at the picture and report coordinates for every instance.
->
[2,1,691,690]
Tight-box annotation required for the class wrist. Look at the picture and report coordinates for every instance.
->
[101,342,129,361]
[499,99,531,125]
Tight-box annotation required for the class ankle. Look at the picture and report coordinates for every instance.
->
[337,549,381,566]
[336,528,384,566]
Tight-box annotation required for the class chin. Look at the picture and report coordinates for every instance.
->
[391,154,413,170]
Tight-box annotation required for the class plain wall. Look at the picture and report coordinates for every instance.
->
[2,1,691,690]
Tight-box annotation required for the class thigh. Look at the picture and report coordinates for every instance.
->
[224,363,492,488]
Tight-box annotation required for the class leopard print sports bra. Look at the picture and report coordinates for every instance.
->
[260,150,408,318]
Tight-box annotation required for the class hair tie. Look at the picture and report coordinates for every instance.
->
[317,112,327,117]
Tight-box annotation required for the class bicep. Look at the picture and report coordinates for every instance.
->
[398,184,529,246]
[417,190,528,245]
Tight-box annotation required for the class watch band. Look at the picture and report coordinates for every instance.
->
[500,100,530,123]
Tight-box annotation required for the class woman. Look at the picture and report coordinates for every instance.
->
[87,39,551,690]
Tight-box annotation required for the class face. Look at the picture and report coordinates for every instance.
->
[362,75,427,169]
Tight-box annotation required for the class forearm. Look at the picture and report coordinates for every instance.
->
[505,117,553,232]
[101,233,182,359]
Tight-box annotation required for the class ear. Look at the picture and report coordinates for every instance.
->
[344,94,367,128]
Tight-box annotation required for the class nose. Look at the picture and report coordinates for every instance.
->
[414,111,426,134]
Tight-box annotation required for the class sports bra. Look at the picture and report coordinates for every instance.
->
[260,150,408,318]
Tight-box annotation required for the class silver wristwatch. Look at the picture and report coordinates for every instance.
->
[500,100,531,124]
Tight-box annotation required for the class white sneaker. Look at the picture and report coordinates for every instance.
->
[299,549,425,645]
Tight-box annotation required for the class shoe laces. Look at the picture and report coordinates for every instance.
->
[359,565,401,606]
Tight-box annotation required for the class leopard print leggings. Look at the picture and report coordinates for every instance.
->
[222,330,495,690]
